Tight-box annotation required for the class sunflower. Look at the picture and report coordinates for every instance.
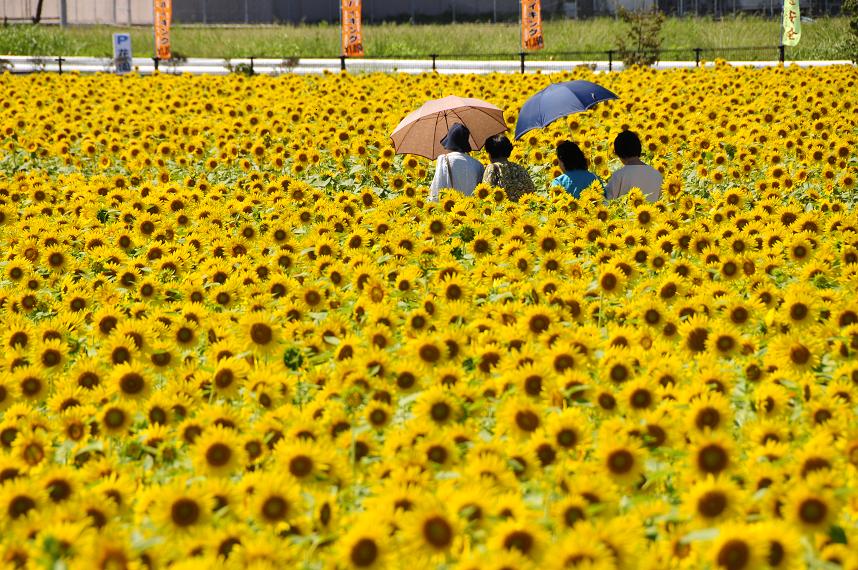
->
[246,473,302,527]
[239,310,282,357]
[14,367,48,402]
[11,428,50,469]
[34,337,69,371]
[191,425,246,478]
[101,334,139,367]
[600,346,638,385]
[707,321,742,358]
[462,452,519,490]
[39,466,81,506]
[778,283,820,328]
[99,401,133,435]
[690,434,734,478]
[753,382,792,418]
[498,397,543,439]
[552,494,592,530]
[487,517,546,561]
[546,528,615,570]
[274,439,330,483]
[709,524,764,570]
[403,506,462,560]
[686,392,732,434]
[150,480,213,534]
[110,361,152,400]
[439,482,493,529]
[621,378,658,413]
[678,314,710,354]
[682,475,744,525]
[210,357,250,399]
[408,334,446,368]
[413,387,461,427]
[0,376,18,412]
[337,516,389,569]
[1,480,48,535]
[596,434,645,486]
[597,264,627,296]
[766,330,823,374]
[545,408,590,453]
[364,401,394,431]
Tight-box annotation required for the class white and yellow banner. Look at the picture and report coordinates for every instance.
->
[782,0,801,46]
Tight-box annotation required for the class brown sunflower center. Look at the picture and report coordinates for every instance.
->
[205,443,232,467]
[717,539,751,570]
[261,496,289,521]
[422,516,453,549]
[289,455,313,477]
[698,444,729,474]
[798,498,827,525]
[347,537,379,567]
[607,449,634,474]
[120,372,144,395]
[515,410,540,432]
[250,323,273,345]
[698,491,727,518]
[171,498,201,527]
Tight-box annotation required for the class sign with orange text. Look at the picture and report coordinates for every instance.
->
[782,0,801,46]
[521,0,544,51]
[341,0,364,57]
[154,0,172,60]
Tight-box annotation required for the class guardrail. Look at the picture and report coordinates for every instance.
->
[0,54,853,75]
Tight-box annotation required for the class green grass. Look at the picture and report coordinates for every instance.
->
[0,17,851,61]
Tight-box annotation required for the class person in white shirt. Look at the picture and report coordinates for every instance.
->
[605,130,663,203]
[429,123,484,202]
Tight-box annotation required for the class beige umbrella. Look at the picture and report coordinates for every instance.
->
[390,95,508,160]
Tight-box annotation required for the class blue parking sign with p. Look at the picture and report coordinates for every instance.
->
[113,33,133,74]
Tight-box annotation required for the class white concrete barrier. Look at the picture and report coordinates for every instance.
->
[0,55,853,75]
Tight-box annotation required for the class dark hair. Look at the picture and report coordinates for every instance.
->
[614,130,642,159]
[556,140,588,171]
[484,134,513,160]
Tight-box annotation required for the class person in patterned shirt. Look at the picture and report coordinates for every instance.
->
[481,134,536,202]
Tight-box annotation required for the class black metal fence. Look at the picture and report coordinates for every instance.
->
[337,45,794,72]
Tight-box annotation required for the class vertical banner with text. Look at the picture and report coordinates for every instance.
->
[782,0,801,46]
[154,0,172,60]
[521,0,544,51]
[341,0,365,57]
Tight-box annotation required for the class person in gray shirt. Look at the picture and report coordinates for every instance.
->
[605,130,663,203]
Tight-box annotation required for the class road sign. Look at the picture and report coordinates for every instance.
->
[113,33,133,73]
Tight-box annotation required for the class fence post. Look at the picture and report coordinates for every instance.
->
[340,56,347,71]
[519,52,526,74]
[778,45,785,63]
[250,57,255,74]
[607,50,613,72]
[57,57,64,75]
[153,57,160,71]
[694,48,702,67]
[430,54,437,72]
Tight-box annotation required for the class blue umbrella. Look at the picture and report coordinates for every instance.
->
[514,80,619,141]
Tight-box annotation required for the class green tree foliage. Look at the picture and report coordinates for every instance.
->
[616,7,666,67]
[843,0,858,62]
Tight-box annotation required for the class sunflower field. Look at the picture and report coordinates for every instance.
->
[0,64,857,570]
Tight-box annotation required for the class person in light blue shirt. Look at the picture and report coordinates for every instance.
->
[551,140,605,200]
